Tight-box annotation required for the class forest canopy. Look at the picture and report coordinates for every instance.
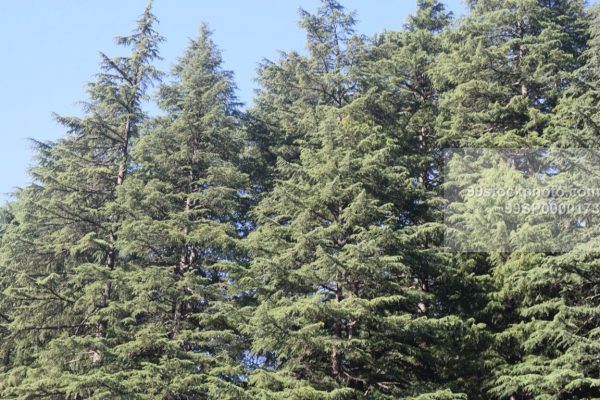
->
[0,0,599,399]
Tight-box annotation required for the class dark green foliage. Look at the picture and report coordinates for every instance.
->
[435,0,588,147]
[245,0,366,194]
[0,4,162,398]
[242,2,486,399]
[480,5,600,400]
[0,1,598,399]
[435,1,597,399]
[115,24,250,398]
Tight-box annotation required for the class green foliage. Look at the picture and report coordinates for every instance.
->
[114,24,251,398]
[0,3,165,398]
[435,0,587,147]
[0,0,598,399]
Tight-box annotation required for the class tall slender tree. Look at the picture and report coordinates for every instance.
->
[369,2,494,397]
[0,3,162,397]
[114,24,251,398]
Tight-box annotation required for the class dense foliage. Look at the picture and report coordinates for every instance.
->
[0,1,598,399]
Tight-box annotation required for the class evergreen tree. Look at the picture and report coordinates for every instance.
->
[435,0,587,147]
[368,2,493,397]
[0,1,597,399]
[436,1,592,399]
[243,1,482,399]
[245,0,366,194]
[114,24,250,398]
[370,1,493,397]
[480,4,600,399]
[0,3,162,397]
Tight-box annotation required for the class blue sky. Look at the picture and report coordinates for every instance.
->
[0,0,467,203]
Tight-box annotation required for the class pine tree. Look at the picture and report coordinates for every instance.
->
[245,0,366,194]
[435,0,587,148]
[435,1,593,399]
[367,1,491,397]
[243,1,482,399]
[0,3,162,397]
[113,24,251,398]
[479,4,600,399]
[0,1,597,399]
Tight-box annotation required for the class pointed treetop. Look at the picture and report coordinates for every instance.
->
[299,0,356,51]
[406,0,452,32]
[114,0,161,47]
[177,22,223,74]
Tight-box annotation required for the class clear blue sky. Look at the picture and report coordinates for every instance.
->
[0,0,467,203]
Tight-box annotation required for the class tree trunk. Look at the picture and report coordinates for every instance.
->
[331,279,344,380]
[173,186,194,336]
[98,117,132,337]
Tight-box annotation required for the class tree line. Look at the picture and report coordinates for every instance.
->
[0,0,598,398]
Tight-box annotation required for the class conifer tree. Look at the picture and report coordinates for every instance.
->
[480,4,599,399]
[369,2,495,397]
[435,1,592,399]
[113,24,251,398]
[0,3,162,397]
[435,0,587,147]
[245,0,366,193]
[0,1,597,399]
[243,2,481,399]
